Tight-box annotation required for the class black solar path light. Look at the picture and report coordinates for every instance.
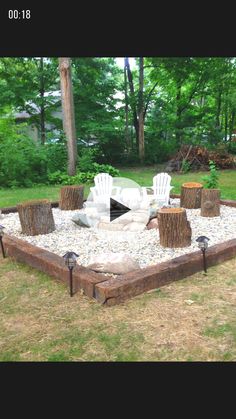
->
[0,225,6,258]
[196,236,210,273]
[63,252,79,297]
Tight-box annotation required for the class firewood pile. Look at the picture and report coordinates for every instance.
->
[165,145,235,172]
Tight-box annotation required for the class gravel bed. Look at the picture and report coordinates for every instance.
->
[2,199,236,269]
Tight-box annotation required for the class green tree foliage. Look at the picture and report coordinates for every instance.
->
[202,160,220,189]
[202,160,219,189]
[72,57,125,163]
[0,115,48,187]
[0,56,236,188]
[0,58,61,144]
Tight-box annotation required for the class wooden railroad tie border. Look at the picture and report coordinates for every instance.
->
[94,239,236,305]
[1,197,236,306]
[2,234,236,306]
[3,234,108,299]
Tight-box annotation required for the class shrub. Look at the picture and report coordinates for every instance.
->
[144,137,178,164]
[201,160,219,189]
[78,148,97,172]
[47,164,120,185]
[91,163,120,177]
[45,142,67,172]
[0,116,50,187]
[181,159,191,173]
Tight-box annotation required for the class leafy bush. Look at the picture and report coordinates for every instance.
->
[45,142,67,173]
[91,163,120,176]
[144,137,178,164]
[181,159,191,173]
[201,160,219,189]
[228,142,236,155]
[0,118,48,187]
[47,164,120,185]
[78,148,97,172]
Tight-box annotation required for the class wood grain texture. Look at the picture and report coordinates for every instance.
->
[180,182,203,209]
[158,207,192,248]
[17,200,55,236]
[201,189,221,217]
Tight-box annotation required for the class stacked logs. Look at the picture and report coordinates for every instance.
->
[165,145,235,172]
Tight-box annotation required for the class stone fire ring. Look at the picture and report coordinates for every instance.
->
[2,196,236,306]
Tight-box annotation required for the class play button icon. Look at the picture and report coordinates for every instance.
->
[110,198,131,222]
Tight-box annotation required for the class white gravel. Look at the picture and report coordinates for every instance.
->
[2,199,236,269]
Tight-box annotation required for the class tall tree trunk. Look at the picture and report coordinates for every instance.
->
[215,85,222,130]
[176,82,182,148]
[228,110,235,151]
[224,94,229,142]
[39,58,46,145]
[138,57,144,163]
[124,59,130,151]
[125,57,139,151]
[59,57,77,176]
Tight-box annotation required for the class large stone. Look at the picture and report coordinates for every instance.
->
[97,222,124,231]
[146,218,158,230]
[132,212,149,224]
[87,253,140,274]
[149,205,159,220]
[122,222,147,232]
[72,213,91,228]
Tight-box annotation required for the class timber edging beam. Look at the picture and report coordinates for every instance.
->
[3,234,108,298]
[94,239,236,306]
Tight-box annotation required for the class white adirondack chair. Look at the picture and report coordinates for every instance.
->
[90,173,121,207]
[143,172,173,206]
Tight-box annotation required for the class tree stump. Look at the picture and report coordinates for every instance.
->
[180,182,203,209]
[158,207,192,248]
[59,185,84,210]
[201,189,221,217]
[17,200,55,236]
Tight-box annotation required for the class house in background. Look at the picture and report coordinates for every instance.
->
[12,89,100,147]
[13,90,62,143]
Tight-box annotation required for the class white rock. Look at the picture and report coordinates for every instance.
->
[2,199,236,269]
[122,222,147,231]
[132,213,149,224]
[97,222,124,231]
[87,252,140,274]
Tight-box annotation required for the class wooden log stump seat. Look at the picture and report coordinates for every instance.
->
[201,189,221,217]
[158,207,192,248]
[17,199,55,236]
[59,185,84,210]
[180,182,203,209]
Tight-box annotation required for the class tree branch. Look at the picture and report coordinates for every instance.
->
[179,73,205,114]
[143,81,159,120]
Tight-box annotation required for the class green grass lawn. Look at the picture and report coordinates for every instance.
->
[0,256,236,361]
[1,166,236,208]
[0,165,236,361]
[119,166,236,200]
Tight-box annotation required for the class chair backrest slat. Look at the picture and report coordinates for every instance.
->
[94,173,113,195]
[153,172,171,196]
